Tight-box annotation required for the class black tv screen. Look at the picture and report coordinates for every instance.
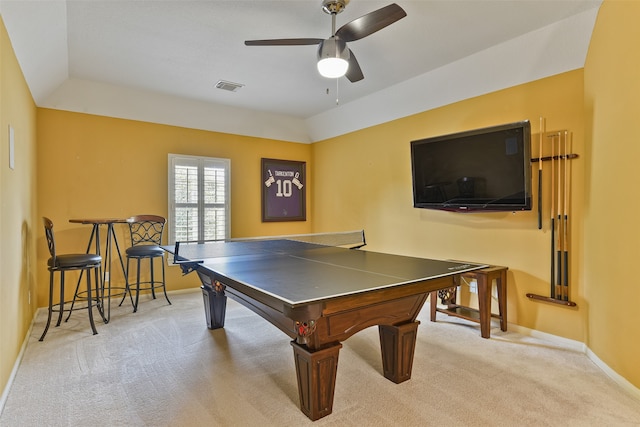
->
[411,120,532,212]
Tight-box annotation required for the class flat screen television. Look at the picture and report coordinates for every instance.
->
[410,120,532,212]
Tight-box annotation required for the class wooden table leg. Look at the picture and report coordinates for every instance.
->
[378,321,420,383]
[477,274,491,339]
[430,291,437,321]
[291,341,342,421]
[497,270,507,331]
[200,278,227,329]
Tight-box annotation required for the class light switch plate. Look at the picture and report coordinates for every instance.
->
[9,125,15,169]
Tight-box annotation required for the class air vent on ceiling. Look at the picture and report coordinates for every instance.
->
[215,80,244,92]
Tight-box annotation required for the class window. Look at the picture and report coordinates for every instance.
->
[168,154,230,244]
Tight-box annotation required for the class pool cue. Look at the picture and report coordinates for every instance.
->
[550,134,556,299]
[557,132,564,301]
[556,132,563,300]
[563,131,570,301]
[537,117,544,229]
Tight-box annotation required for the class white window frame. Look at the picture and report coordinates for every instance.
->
[168,154,231,245]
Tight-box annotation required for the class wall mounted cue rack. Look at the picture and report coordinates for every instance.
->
[527,122,578,307]
[526,293,576,306]
[530,153,579,162]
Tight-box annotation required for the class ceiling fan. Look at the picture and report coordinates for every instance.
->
[244,0,407,82]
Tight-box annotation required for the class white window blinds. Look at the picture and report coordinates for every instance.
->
[168,154,230,244]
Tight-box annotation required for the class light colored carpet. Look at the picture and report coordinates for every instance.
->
[1,290,639,426]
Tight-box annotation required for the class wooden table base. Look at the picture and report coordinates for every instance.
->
[430,265,508,338]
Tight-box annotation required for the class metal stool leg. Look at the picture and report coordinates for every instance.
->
[86,267,98,335]
[39,272,56,341]
[65,270,84,322]
[161,256,171,305]
[119,257,135,309]
[149,257,157,299]
[123,253,170,311]
[134,258,142,313]
[55,273,65,327]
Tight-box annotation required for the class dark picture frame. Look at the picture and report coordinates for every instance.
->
[261,158,306,222]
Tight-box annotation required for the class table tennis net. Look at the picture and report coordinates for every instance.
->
[229,229,366,249]
[171,230,366,263]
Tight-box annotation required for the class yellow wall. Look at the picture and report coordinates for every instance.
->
[0,17,38,402]
[312,70,586,341]
[36,109,312,307]
[583,0,640,388]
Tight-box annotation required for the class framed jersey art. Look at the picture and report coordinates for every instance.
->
[261,158,306,222]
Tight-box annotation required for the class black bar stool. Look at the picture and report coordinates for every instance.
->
[121,215,171,312]
[40,217,102,341]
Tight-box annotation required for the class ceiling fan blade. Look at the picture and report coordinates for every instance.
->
[245,38,324,46]
[345,49,364,83]
[336,3,407,42]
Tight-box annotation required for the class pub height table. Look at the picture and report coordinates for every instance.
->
[69,218,130,323]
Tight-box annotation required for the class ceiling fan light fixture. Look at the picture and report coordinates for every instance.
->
[318,57,349,78]
[317,37,349,78]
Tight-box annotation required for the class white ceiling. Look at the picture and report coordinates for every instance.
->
[0,0,602,143]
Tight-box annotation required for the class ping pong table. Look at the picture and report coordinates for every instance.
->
[165,233,486,421]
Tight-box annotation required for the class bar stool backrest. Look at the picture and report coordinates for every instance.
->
[43,216,58,267]
[127,215,165,246]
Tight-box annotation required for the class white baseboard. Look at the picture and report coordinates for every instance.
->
[0,318,34,417]
[509,322,640,401]
[509,322,587,352]
[585,347,640,401]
